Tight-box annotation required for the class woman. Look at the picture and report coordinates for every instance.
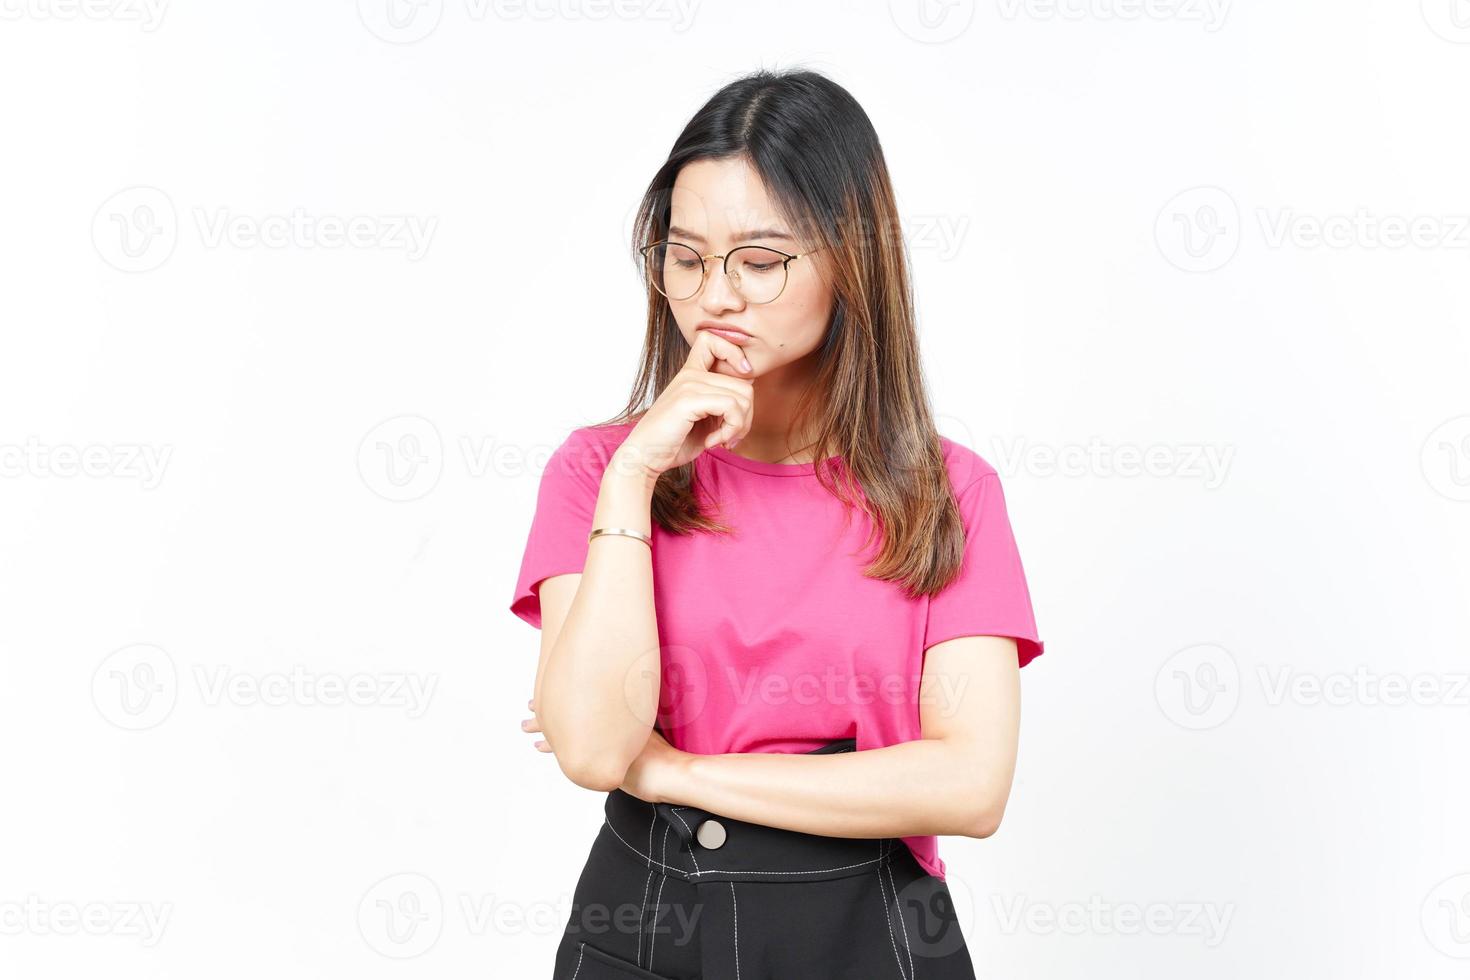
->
[510,67,1044,980]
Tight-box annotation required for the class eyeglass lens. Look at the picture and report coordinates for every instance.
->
[645,242,789,303]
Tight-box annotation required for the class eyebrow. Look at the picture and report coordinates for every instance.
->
[667,224,796,245]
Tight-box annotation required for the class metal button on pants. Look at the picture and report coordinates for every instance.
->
[695,819,726,850]
[550,738,979,979]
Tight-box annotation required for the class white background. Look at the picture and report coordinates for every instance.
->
[2,1,1468,977]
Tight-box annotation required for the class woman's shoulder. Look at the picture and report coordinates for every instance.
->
[936,434,1000,493]
[562,418,638,451]
[547,418,639,478]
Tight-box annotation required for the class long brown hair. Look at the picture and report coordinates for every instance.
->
[595,67,969,601]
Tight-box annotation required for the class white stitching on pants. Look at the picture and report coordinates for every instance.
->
[669,808,703,875]
[639,804,655,967]
[883,843,916,980]
[729,880,741,980]
[877,841,910,980]
[649,823,670,973]
[682,858,885,877]
[603,819,690,876]
[570,941,587,979]
[603,818,888,878]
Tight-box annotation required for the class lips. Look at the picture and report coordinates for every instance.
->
[697,323,752,345]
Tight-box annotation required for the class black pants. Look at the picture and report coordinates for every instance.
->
[550,738,978,979]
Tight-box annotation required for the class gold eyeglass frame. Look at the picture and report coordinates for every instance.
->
[639,239,825,305]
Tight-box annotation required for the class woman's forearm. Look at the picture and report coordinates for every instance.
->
[666,737,1005,840]
[539,448,662,790]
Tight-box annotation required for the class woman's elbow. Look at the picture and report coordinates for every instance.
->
[959,794,1008,839]
[546,724,637,792]
[557,752,628,792]
[966,809,1002,839]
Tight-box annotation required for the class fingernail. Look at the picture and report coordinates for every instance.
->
[741,357,752,371]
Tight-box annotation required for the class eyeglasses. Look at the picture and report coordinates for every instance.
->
[639,239,824,305]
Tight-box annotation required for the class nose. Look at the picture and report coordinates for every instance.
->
[699,255,746,314]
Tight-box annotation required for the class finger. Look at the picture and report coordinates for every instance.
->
[683,376,754,448]
[686,380,753,430]
[685,327,754,377]
[521,716,541,733]
[535,740,551,752]
[682,392,749,449]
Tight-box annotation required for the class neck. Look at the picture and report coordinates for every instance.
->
[725,352,824,463]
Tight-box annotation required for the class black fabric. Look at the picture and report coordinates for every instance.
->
[550,740,977,979]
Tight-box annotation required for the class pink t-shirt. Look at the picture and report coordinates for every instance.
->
[509,420,1044,881]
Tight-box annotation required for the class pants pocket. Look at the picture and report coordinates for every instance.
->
[569,939,687,980]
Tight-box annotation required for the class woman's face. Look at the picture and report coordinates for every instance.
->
[664,157,833,381]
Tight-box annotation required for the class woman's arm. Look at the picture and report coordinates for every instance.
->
[646,635,1023,840]
[532,451,662,792]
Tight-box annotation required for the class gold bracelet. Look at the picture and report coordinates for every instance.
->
[587,527,652,547]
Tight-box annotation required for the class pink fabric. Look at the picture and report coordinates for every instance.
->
[509,421,1044,881]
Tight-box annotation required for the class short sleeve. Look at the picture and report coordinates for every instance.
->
[508,427,611,630]
[923,473,1045,668]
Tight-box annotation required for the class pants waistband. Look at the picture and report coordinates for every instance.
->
[600,737,902,885]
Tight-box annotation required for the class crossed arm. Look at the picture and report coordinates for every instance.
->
[526,571,1023,842]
